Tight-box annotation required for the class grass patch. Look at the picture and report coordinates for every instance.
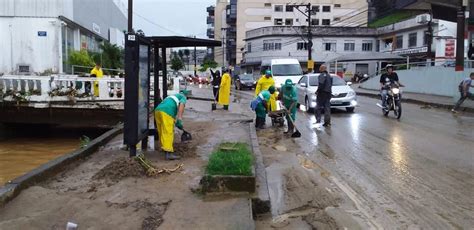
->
[206,142,253,176]
[368,11,420,28]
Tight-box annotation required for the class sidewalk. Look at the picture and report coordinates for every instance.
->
[0,86,256,229]
[354,85,474,113]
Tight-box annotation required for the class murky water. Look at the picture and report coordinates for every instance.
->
[0,127,107,185]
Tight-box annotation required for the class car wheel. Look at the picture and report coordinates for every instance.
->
[305,97,314,113]
[346,107,355,113]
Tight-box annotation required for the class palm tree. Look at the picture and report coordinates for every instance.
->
[178,50,185,70]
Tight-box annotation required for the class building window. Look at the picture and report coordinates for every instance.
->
[334,4,341,8]
[286,5,294,12]
[423,31,428,45]
[311,6,319,15]
[396,35,403,49]
[296,18,299,22]
[297,42,308,50]
[344,42,355,51]
[409,32,417,47]
[264,3,271,7]
[285,18,293,26]
[362,41,373,51]
[275,5,283,12]
[248,42,251,53]
[324,42,336,51]
[311,19,319,25]
[274,18,283,25]
[275,43,282,50]
[322,19,331,26]
[263,40,281,51]
[264,16,271,21]
[322,6,331,12]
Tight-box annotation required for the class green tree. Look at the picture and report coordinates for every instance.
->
[199,58,218,72]
[170,56,184,71]
[68,50,94,69]
[100,42,124,74]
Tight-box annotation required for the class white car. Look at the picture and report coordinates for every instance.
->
[296,74,357,113]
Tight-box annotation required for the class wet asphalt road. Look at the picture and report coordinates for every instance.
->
[234,89,474,228]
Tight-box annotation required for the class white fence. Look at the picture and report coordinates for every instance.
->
[0,75,124,103]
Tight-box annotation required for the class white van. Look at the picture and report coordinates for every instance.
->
[261,59,303,89]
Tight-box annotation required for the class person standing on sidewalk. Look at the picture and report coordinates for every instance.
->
[255,70,277,111]
[210,69,221,101]
[452,73,474,113]
[218,68,231,110]
[315,65,333,127]
[90,62,103,97]
[154,90,190,160]
[280,79,297,134]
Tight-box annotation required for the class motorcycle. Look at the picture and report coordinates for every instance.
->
[377,83,402,119]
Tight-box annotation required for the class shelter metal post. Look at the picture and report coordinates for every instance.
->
[153,47,160,140]
[162,47,168,99]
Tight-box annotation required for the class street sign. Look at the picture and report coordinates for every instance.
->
[37,31,47,37]
[307,60,314,69]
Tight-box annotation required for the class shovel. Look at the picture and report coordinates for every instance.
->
[281,103,301,138]
[178,127,192,142]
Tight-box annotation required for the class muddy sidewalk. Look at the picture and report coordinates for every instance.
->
[0,97,255,230]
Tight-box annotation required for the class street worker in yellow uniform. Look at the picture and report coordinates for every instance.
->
[154,90,189,160]
[218,68,231,110]
[90,62,103,97]
[255,70,277,111]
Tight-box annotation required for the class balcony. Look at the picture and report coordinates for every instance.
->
[207,6,215,14]
[207,28,215,38]
[207,16,215,24]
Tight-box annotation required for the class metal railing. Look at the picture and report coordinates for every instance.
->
[71,65,124,76]
[0,75,124,103]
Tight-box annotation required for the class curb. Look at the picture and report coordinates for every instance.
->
[248,123,271,217]
[0,124,123,207]
[356,91,474,113]
[188,96,215,102]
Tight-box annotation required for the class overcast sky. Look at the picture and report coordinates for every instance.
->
[128,0,215,38]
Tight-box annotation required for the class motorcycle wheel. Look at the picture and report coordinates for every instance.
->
[383,100,390,116]
[394,102,402,119]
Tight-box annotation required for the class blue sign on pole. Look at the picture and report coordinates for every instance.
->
[37,31,47,37]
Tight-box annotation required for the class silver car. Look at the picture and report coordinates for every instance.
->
[296,74,357,113]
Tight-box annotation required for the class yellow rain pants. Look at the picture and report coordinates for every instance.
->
[154,110,175,152]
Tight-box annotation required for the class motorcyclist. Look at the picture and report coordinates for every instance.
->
[380,64,403,110]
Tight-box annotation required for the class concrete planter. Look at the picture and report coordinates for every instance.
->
[199,166,256,194]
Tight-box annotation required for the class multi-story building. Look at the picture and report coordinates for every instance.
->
[0,0,127,75]
[243,26,378,75]
[236,0,369,65]
[207,0,229,67]
[206,6,216,61]
[226,0,237,66]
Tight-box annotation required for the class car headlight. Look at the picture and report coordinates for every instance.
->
[392,88,400,94]
[311,94,317,101]
[348,91,356,97]
[253,81,256,84]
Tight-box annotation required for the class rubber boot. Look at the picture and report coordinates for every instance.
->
[165,152,181,160]
[223,105,229,110]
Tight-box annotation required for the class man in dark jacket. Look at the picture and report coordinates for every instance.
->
[210,69,221,101]
[315,65,332,127]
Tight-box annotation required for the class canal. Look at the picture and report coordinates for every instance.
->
[0,125,108,185]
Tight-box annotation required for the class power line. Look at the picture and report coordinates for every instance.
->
[133,11,182,35]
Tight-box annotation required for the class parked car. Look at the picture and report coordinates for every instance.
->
[296,73,357,113]
[234,74,256,90]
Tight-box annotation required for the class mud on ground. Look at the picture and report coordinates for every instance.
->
[0,118,255,229]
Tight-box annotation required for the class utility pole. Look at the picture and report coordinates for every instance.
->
[455,0,467,71]
[194,36,197,77]
[128,0,133,32]
[287,3,313,72]
[426,12,434,66]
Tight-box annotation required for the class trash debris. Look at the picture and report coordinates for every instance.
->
[66,222,78,230]
[135,154,184,177]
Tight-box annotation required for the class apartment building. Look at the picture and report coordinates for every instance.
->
[207,0,229,67]
[236,0,369,64]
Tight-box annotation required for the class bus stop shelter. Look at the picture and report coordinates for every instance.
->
[124,34,221,156]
